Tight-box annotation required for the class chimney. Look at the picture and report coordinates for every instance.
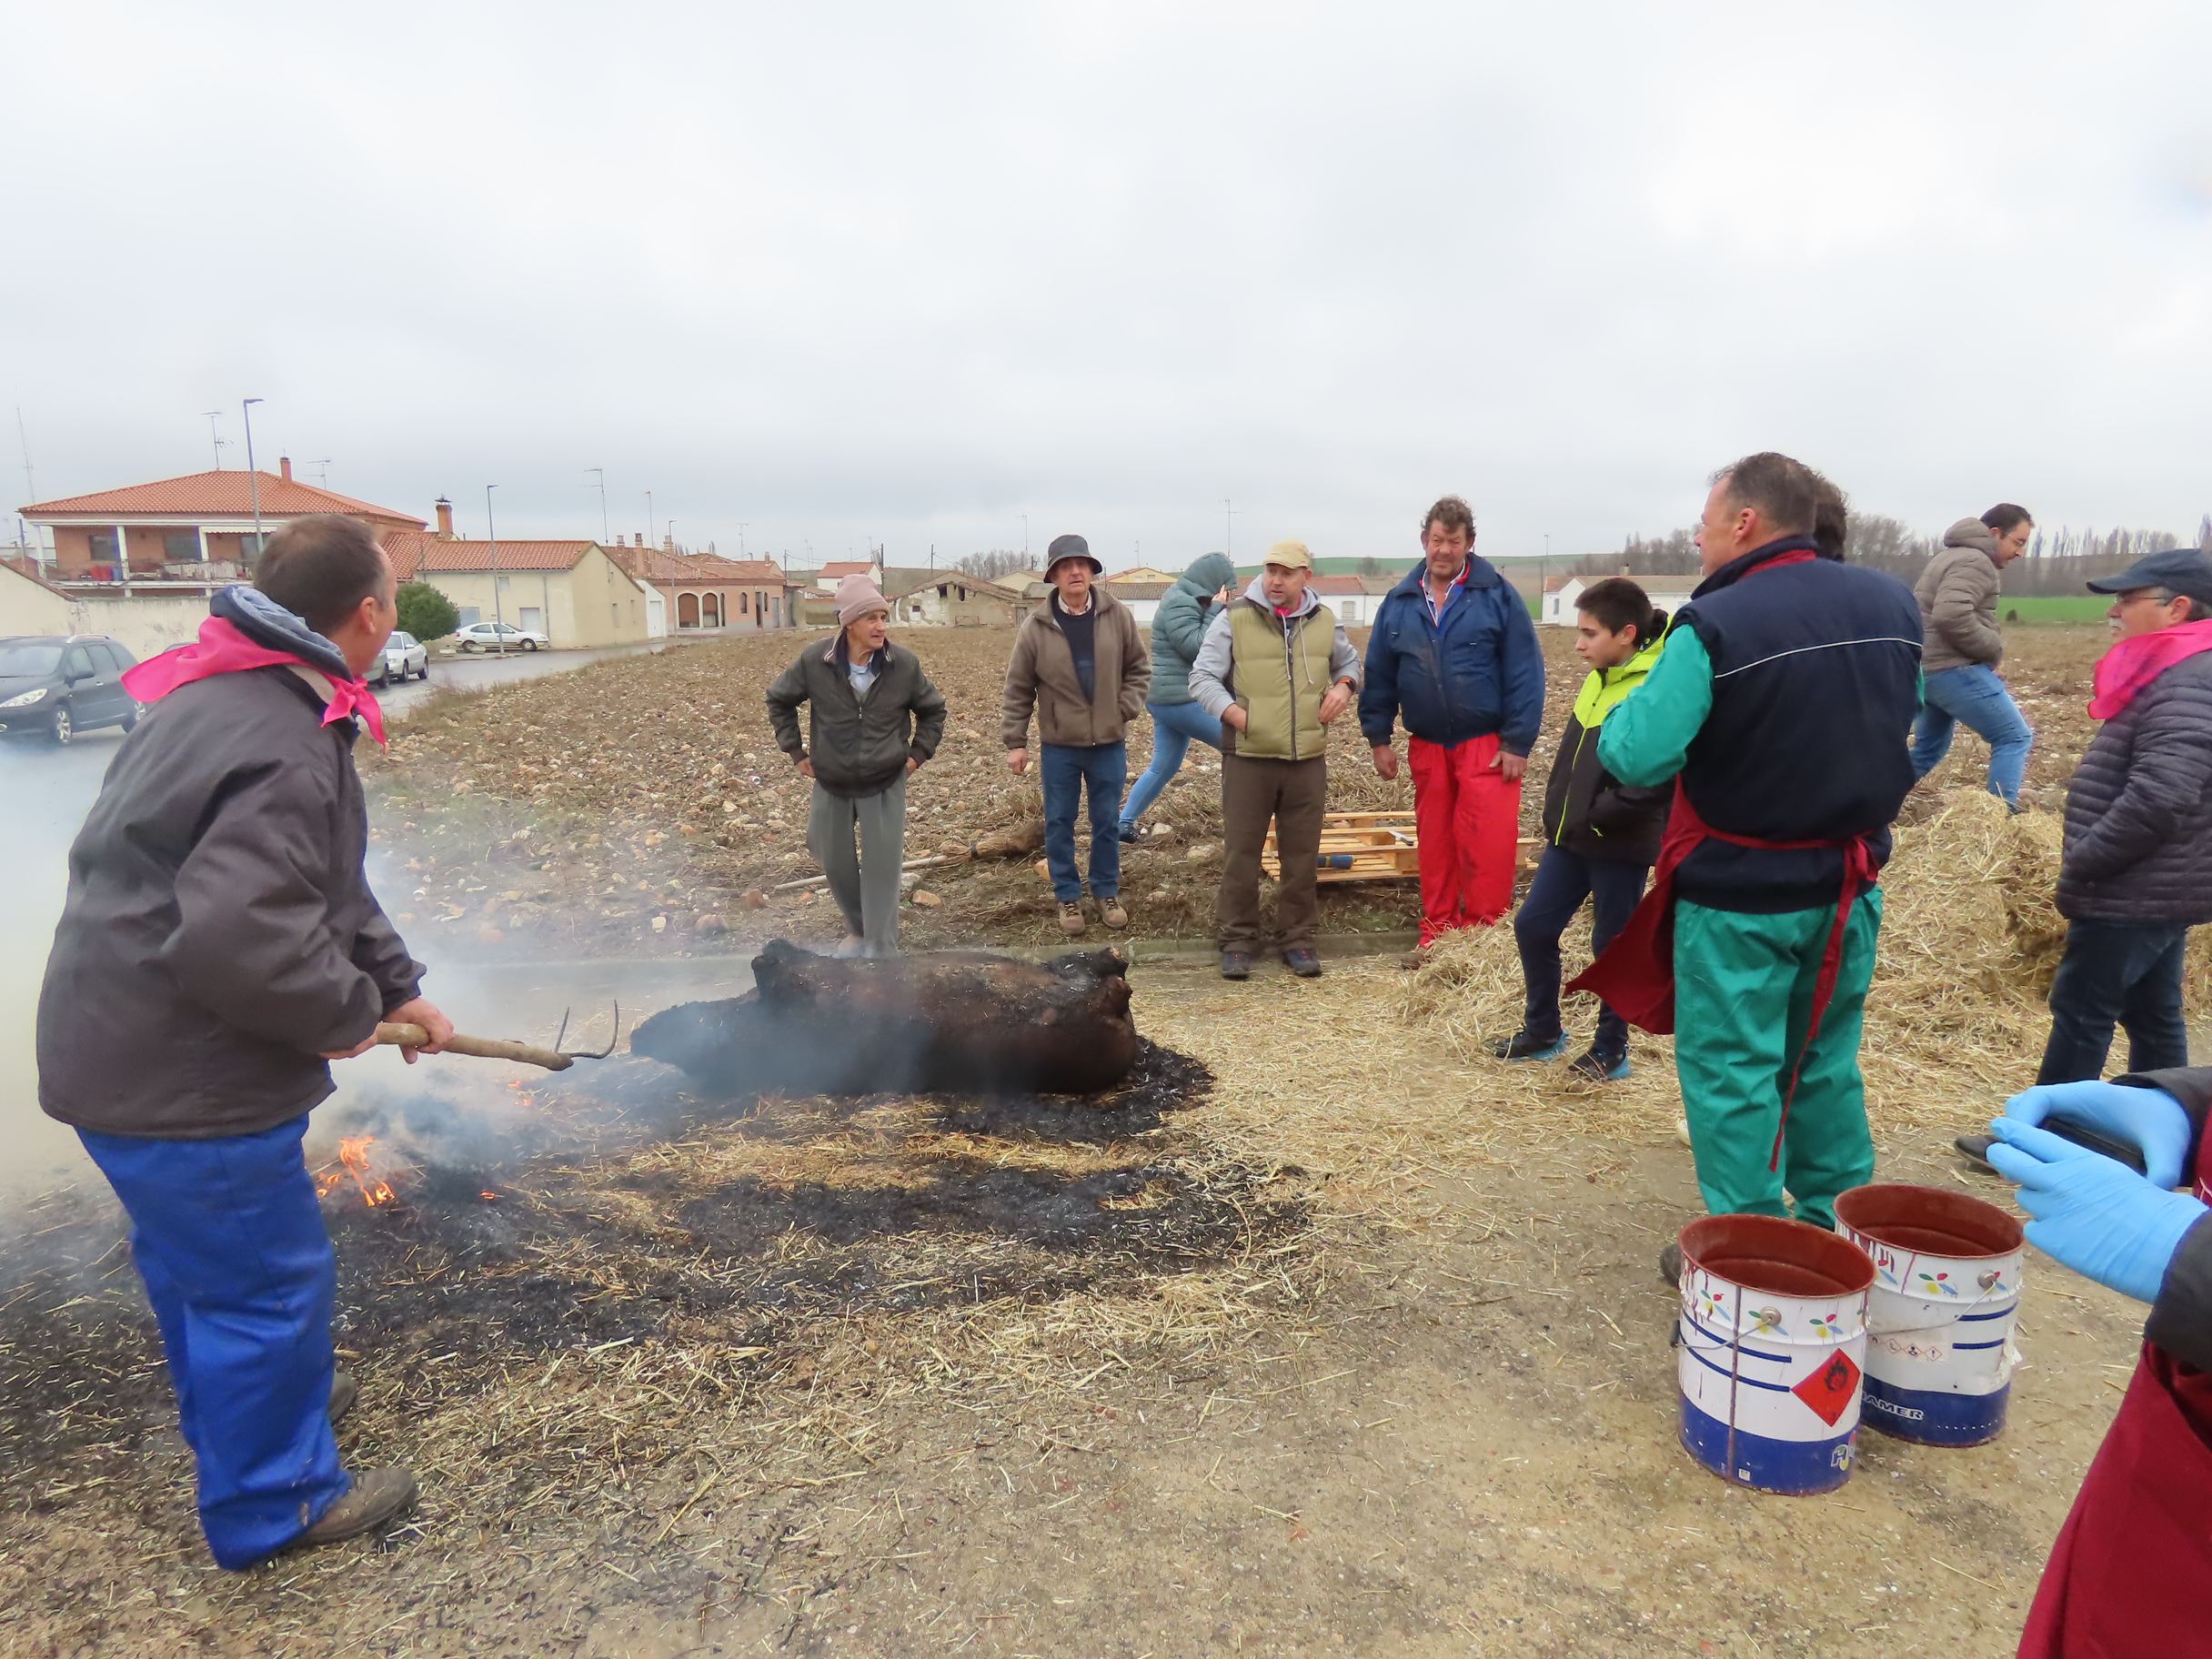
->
[279,456,293,484]
[635,532,645,548]
[435,498,455,539]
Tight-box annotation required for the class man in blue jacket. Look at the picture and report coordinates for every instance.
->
[1360,495,1545,957]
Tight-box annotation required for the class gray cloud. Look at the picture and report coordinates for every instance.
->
[5,1,2206,571]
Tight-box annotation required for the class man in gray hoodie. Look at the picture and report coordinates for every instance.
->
[1910,503,2035,808]
[1188,540,1360,980]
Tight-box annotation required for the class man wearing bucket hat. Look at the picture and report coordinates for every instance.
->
[2032,546,2212,1084]
[767,574,948,958]
[1188,538,1360,979]
[1569,456,1923,1277]
[1001,534,1151,935]
[1983,1065,2212,1655]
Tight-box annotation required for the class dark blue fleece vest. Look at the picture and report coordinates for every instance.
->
[1675,538,1924,913]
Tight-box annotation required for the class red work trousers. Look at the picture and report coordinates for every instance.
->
[1409,732,1521,944]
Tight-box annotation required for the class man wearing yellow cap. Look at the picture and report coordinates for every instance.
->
[1188,539,1361,980]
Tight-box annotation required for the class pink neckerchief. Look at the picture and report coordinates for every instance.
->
[2088,618,2212,721]
[122,617,388,745]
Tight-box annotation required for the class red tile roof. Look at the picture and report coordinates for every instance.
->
[22,469,422,527]
[819,561,873,578]
[604,545,787,587]
[379,530,600,579]
[1308,575,1367,596]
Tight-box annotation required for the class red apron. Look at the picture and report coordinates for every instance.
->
[2016,1131,2212,1658]
[1566,781,1877,1168]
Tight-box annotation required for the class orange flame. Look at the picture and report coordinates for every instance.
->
[314,1136,397,1208]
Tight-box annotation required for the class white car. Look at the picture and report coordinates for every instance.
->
[452,621,548,653]
[369,631,429,686]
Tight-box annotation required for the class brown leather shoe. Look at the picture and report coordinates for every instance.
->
[1058,901,1088,936]
[299,1468,418,1549]
[1098,896,1128,930]
[328,1370,357,1425]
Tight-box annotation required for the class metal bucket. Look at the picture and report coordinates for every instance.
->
[1676,1214,1876,1494]
[1835,1183,2025,1446]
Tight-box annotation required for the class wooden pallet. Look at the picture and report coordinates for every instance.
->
[1261,811,1539,884]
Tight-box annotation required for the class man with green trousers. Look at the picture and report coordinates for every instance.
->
[1571,455,1923,1276]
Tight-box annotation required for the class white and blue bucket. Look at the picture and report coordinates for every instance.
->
[1835,1183,2025,1447]
[1675,1214,1876,1495]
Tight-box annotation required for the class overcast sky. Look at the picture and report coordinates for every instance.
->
[5,2,2206,572]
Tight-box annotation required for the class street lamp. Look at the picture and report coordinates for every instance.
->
[586,468,609,543]
[241,397,266,567]
[486,485,505,638]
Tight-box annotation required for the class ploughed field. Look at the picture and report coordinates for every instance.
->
[357,622,2110,961]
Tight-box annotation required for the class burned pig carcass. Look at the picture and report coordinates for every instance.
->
[631,940,1140,1097]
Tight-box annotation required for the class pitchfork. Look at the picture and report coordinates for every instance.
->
[374,1003,621,1072]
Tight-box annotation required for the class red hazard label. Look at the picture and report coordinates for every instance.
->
[1793,1350,1861,1427]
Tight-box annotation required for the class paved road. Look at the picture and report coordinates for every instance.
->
[0,642,674,1194]
[377,640,678,718]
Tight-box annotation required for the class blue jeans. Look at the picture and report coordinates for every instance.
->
[2037,919,2191,1084]
[76,1112,349,1569]
[1041,740,1126,902]
[1120,700,1226,830]
[1912,664,2033,809]
[1514,846,1649,1061]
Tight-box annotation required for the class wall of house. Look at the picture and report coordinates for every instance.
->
[0,567,214,656]
[560,548,653,649]
[71,594,213,658]
[899,584,1021,627]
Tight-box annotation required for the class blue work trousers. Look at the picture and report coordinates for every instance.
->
[2037,920,2191,1084]
[1911,664,2033,809]
[77,1112,348,1570]
[1041,740,1126,903]
[1120,700,1226,831]
[1514,845,1650,1062]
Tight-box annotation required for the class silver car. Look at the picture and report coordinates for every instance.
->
[452,621,548,653]
[369,631,429,686]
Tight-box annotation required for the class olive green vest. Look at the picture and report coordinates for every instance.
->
[1228,599,1337,761]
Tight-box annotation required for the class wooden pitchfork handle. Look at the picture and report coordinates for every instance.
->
[375,1022,574,1072]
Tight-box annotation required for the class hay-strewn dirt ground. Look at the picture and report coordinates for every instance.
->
[0,619,2176,1657]
[359,623,2106,962]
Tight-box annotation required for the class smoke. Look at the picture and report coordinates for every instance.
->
[0,736,113,1199]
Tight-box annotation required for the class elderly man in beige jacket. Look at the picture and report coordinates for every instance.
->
[1910,503,2035,809]
[1002,534,1151,935]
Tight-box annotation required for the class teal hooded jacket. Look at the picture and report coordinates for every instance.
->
[1147,552,1238,707]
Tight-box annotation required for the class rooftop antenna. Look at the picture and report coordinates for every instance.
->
[586,467,608,542]
[1222,498,1237,560]
[201,409,226,469]
[311,457,334,487]
[16,407,41,566]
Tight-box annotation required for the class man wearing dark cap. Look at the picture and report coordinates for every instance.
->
[2036,546,2212,1083]
[1001,534,1151,935]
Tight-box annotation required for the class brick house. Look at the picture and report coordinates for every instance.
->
[604,538,791,633]
[381,503,658,649]
[19,458,424,584]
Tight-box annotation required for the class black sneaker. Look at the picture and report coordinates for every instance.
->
[1117,823,1140,845]
[1566,1050,1632,1083]
[1220,950,1252,980]
[1282,948,1322,979]
[1489,1030,1568,1062]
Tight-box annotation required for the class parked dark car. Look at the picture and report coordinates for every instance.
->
[0,635,142,744]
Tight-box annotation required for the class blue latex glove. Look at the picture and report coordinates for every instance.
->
[1985,1118,2208,1303]
[2003,1081,2193,1191]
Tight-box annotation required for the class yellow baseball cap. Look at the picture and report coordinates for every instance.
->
[1265,538,1312,571]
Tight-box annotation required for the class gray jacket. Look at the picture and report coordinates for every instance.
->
[38,588,424,1140]
[767,635,947,799]
[1915,520,2006,673]
[2057,649,2212,924]
[1187,576,1362,721]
